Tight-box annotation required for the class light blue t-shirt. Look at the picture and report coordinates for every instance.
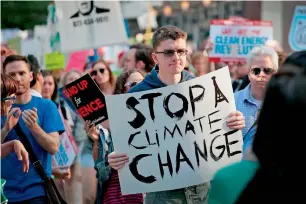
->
[1,96,64,202]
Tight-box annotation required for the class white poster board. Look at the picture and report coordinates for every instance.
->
[55,0,128,53]
[105,67,243,195]
[289,5,306,51]
[209,19,273,62]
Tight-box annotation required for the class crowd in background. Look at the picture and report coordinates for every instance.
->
[1,24,306,204]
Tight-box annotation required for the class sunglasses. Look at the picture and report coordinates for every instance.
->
[1,96,16,104]
[250,67,275,76]
[124,81,139,88]
[155,49,187,57]
[90,68,105,76]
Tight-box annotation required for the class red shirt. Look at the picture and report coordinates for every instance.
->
[103,170,143,204]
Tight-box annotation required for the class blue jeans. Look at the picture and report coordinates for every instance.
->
[9,196,47,204]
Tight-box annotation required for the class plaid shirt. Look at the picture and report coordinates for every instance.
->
[234,84,262,138]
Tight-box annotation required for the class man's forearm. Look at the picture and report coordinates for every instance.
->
[30,125,60,154]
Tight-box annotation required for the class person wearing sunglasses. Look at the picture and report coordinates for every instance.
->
[1,74,21,142]
[90,59,116,95]
[1,73,29,175]
[106,25,246,204]
[234,46,279,152]
[1,74,29,204]
[86,69,144,204]
[114,69,144,94]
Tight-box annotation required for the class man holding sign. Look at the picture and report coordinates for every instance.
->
[108,26,245,204]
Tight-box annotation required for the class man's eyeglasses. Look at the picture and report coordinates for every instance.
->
[1,96,16,103]
[250,67,275,76]
[90,68,105,76]
[155,49,187,58]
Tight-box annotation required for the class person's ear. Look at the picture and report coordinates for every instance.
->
[248,69,252,79]
[136,60,145,71]
[29,71,33,82]
[152,52,158,65]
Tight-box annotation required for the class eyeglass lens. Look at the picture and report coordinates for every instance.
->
[163,49,187,57]
[251,68,274,76]
[90,68,105,76]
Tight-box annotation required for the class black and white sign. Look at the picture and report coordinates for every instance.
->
[105,67,243,195]
[55,0,128,52]
[60,74,108,126]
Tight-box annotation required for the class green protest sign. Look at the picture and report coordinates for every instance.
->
[45,52,65,70]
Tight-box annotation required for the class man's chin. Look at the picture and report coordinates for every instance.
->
[15,91,24,96]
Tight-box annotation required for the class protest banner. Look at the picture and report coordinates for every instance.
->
[52,107,78,168]
[55,1,128,53]
[65,50,89,72]
[45,52,65,70]
[7,37,21,54]
[209,19,273,62]
[59,74,108,125]
[105,67,243,195]
[289,5,306,51]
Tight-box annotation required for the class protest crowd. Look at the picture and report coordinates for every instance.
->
[1,1,306,204]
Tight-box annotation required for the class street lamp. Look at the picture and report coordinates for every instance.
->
[163,5,172,16]
[181,1,190,11]
[202,0,212,7]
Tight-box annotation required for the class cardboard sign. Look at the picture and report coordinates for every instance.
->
[52,108,79,168]
[45,52,66,70]
[289,5,306,51]
[55,1,128,52]
[105,67,243,195]
[59,74,108,125]
[209,19,273,62]
[65,50,89,72]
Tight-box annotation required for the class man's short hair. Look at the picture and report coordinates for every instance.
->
[27,54,41,87]
[2,55,30,72]
[135,47,155,73]
[130,43,151,50]
[247,46,279,71]
[152,25,187,50]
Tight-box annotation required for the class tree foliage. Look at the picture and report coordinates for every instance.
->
[1,1,52,30]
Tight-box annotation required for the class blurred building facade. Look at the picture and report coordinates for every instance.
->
[124,1,306,52]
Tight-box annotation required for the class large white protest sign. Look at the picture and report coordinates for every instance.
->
[55,1,128,53]
[106,67,243,195]
[209,19,273,62]
[289,5,306,51]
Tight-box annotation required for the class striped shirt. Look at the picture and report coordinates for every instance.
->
[234,84,262,138]
[103,169,144,204]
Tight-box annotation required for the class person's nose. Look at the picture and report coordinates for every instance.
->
[172,51,180,61]
[13,74,21,83]
[258,69,266,78]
